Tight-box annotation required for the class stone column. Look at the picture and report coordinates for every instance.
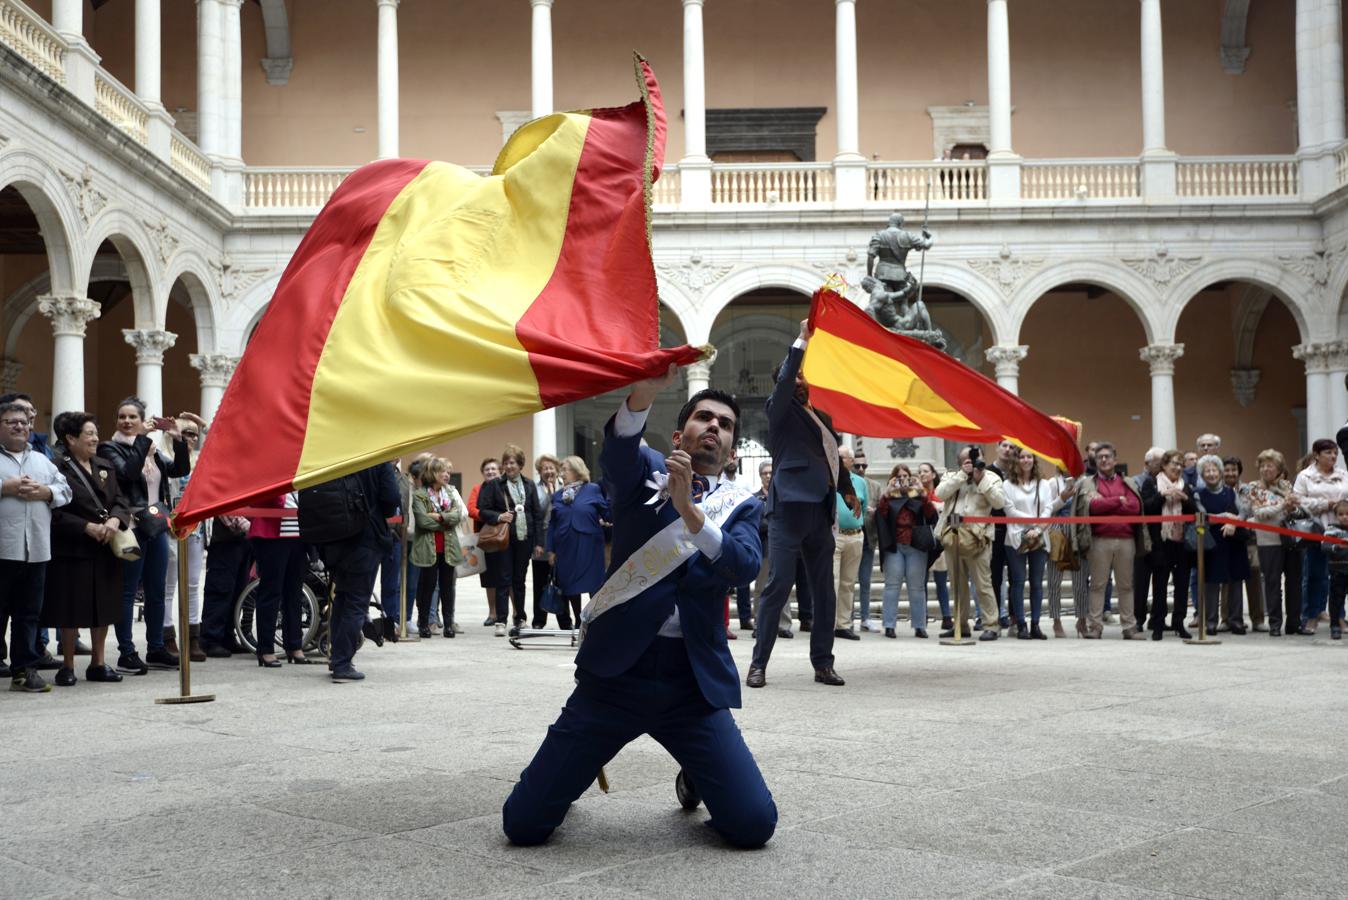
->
[984,0,1020,202]
[38,295,100,417]
[377,0,400,159]
[54,0,100,105]
[123,329,177,419]
[196,0,223,158]
[1139,343,1183,450]
[1138,0,1176,199]
[189,353,238,422]
[137,0,175,160]
[52,0,81,35]
[985,345,1027,394]
[1296,0,1345,196]
[679,0,711,207]
[221,0,243,161]
[530,0,557,456]
[833,0,866,204]
[686,361,712,397]
[1325,340,1348,441]
[0,359,22,394]
[1294,343,1334,448]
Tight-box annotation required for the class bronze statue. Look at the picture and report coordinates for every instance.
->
[863,213,944,349]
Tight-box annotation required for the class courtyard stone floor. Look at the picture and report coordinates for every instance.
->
[8,600,1348,899]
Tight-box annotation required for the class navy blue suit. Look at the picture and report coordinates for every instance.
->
[751,344,854,671]
[502,412,777,849]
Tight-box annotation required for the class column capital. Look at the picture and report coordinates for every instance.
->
[123,329,178,365]
[377,0,400,7]
[38,295,100,338]
[984,344,1028,378]
[190,353,240,388]
[684,0,705,6]
[218,0,244,7]
[0,359,22,393]
[686,361,712,381]
[1139,342,1184,375]
[1293,341,1342,373]
[530,0,554,7]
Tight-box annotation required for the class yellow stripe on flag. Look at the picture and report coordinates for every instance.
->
[296,114,591,485]
[804,327,978,432]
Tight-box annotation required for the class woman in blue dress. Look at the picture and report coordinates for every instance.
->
[1195,454,1250,634]
[546,456,611,629]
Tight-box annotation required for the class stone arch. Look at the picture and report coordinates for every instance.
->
[653,276,698,346]
[1010,259,1161,345]
[908,258,1013,346]
[84,208,161,329]
[221,271,283,354]
[0,148,81,293]
[163,250,222,354]
[2,257,126,361]
[697,263,823,345]
[1161,258,1315,344]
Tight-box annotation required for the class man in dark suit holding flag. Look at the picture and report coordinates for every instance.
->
[747,319,857,689]
[502,365,776,849]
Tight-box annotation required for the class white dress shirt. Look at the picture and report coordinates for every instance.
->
[0,446,73,563]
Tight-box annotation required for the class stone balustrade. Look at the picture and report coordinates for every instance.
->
[870,161,987,202]
[1176,157,1299,198]
[94,69,149,145]
[1021,159,1141,200]
[711,163,834,205]
[170,133,211,191]
[652,164,680,206]
[0,0,63,82]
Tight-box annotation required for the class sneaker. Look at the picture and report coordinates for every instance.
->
[494,622,507,637]
[430,622,443,634]
[10,668,51,692]
[330,668,366,683]
[34,652,61,671]
[55,666,77,687]
[85,664,123,683]
[861,620,882,632]
[116,653,148,675]
[145,648,179,669]
[452,621,463,634]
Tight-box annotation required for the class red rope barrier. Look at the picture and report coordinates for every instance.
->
[957,512,1348,547]
[228,507,403,525]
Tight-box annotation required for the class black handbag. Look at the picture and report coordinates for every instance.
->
[540,570,565,616]
[137,503,171,538]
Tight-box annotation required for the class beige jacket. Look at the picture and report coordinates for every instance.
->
[935,468,1006,541]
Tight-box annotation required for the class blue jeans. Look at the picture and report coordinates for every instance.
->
[1008,547,1047,625]
[380,542,406,622]
[118,527,169,655]
[933,571,950,618]
[250,538,306,655]
[857,535,874,622]
[1302,543,1330,624]
[882,544,928,630]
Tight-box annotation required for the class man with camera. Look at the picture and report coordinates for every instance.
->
[935,445,1005,640]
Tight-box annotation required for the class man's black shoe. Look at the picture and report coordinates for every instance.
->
[745,666,766,688]
[145,648,179,669]
[331,668,366,683]
[799,621,812,633]
[777,628,794,639]
[675,769,701,811]
[813,667,845,686]
[998,615,1011,628]
[34,652,61,671]
[116,653,148,675]
[203,644,234,658]
[979,629,999,642]
[54,666,77,687]
[834,628,860,641]
[914,628,928,639]
[85,664,123,683]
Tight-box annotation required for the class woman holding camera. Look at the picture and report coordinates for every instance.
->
[1004,450,1057,640]
[876,464,938,638]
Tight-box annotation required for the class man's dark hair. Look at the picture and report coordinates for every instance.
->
[677,389,741,443]
[0,392,33,406]
[1222,455,1243,475]
[52,411,96,451]
[0,401,28,421]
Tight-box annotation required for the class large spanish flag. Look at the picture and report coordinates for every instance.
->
[803,288,1084,475]
[175,56,702,529]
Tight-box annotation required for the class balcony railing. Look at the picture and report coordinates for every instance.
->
[94,69,148,145]
[1177,156,1299,198]
[711,162,834,205]
[870,161,987,202]
[652,164,680,206]
[0,0,63,82]
[1022,159,1141,200]
[170,133,211,192]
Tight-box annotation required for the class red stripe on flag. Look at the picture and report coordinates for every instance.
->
[517,58,702,407]
[174,159,430,529]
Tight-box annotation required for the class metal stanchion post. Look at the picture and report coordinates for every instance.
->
[941,513,976,646]
[157,532,216,704]
[1184,510,1220,646]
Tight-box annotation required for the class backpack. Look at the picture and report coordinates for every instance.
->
[297,474,368,544]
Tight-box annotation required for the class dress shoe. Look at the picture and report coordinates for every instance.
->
[913,628,928,639]
[1031,624,1047,640]
[884,627,897,638]
[256,654,282,668]
[978,629,999,642]
[940,617,954,631]
[973,619,984,631]
[1053,620,1066,638]
[799,621,812,633]
[54,666,77,687]
[1173,624,1193,640]
[1269,625,1281,636]
[330,667,366,682]
[745,666,766,688]
[85,664,122,683]
[1229,623,1247,635]
[419,628,432,639]
[204,643,235,658]
[482,617,496,627]
[1152,630,1164,641]
[834,628,860,641]
[999,615,1012,629]
[443,628,455,638]
[813,667,845,686]
[1016,624,1030,640]
[286,652,316,664]
[777,628,794,639]
[675,769,701,811]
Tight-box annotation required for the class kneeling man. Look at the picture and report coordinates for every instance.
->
[502,365,776,849]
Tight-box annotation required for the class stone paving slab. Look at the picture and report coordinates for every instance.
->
[8,614,1348,898]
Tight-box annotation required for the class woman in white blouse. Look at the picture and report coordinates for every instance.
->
[1004,449,1059,640]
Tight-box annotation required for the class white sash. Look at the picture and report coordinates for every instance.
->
[580,480,757,631]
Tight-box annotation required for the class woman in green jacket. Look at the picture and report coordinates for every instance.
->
[412,457,465,638]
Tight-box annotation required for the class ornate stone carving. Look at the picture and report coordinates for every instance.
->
[811,248,866,288]
[1122,245,1201,286]
[58,165,109,227]
[1139,343,1185,375]
[656,254,733,296]
[985,345,1029,379]
[144,216,180,266]
[967,245,1044,297]
[37,294,100,338]
[210,254,273,308]
[888,438,917,459]
[0,359,22,393]
[1278,246,1338,286]
[260,56,293,85]
[1292,341,1342,373]
[1230,368,1260,407]
[122,329,178,366]
[189,353,241,388]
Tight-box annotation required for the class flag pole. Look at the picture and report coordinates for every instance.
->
[156,529,216,704]
[915,177,931,309]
